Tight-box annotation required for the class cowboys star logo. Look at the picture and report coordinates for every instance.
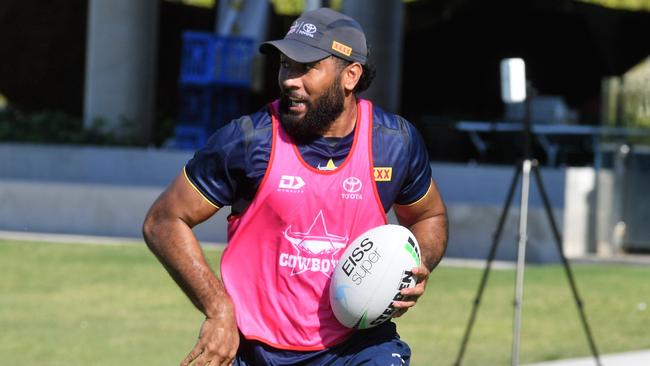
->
[282,210,348,277]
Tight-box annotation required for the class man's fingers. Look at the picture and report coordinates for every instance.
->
[190,353,210,366]
[193,348,234,366]
[401,281,425,295]
[224,346,238,365]
[180,342,204,366]
[392,307,408,317]
[181,340,237,366]
[410,266,430,282]
[392,299,417,309]
[219,356,235,366]
[390,265,431,320]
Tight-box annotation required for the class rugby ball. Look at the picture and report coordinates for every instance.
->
[329,224,421,329]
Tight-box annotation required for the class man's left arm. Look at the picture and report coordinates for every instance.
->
[391,179,448,315]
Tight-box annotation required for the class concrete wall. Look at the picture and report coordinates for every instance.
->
[0,143,597,262]
[0,143,229,244]
[431,163,567,263]
[0,143,186,186]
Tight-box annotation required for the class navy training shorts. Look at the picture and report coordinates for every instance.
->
[233,321,411,366]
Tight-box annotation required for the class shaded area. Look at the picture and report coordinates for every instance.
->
[402,0,650,120]
[0,0,215,146]
[401,0,650,164]
[0,0,648,159]
[0,0,87,114]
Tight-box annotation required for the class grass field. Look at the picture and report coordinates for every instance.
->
[1,239,649,365]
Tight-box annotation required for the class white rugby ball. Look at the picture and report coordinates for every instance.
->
[329,224,421,329]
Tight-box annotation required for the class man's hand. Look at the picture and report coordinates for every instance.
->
[180,302,239,366]
[391,264,430,317]
[391,179,448,318]
[143,171,240,366]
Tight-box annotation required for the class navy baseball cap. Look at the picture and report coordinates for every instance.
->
[260,7,367,65]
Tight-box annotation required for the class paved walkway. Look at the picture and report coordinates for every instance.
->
[524,349,650,365]
[0,230,226,247]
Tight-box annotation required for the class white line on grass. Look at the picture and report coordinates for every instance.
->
[0,230,226,248]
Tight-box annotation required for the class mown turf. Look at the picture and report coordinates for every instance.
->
[1,240,649,365]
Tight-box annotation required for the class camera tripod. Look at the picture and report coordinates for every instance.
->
[453,97,602,366]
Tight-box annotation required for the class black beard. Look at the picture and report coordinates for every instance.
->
[279,76,345,144]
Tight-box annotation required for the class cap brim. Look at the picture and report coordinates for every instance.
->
[259,39,331,63]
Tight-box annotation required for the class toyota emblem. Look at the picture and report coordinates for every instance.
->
[302,23,317,34]
[342,177,362,193]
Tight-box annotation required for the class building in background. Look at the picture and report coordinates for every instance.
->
[0,0,648,161]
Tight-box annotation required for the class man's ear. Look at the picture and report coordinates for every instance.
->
[342,62,363,93]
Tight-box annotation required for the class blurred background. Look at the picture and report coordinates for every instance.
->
[0,0,649,260]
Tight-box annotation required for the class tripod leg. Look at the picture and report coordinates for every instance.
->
[531,163,602,366]
[454,164,522,366]
[512,160,533,366]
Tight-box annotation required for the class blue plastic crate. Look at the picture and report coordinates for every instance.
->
[176,85,250,129]
[174,86,250,149]
[174,125,209,150]
[179,31,254,87]
[177,85,215,127]
[212,87,250,128]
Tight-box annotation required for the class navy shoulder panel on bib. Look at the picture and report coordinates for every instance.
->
[371,105,432,207]
[185,106,272,209]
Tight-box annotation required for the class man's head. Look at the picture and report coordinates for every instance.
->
[260,8,375,142]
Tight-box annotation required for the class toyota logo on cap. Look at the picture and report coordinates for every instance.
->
[343,177,362,193]
[302,23,317,34]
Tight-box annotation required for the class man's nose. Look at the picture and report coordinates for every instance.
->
[280,71,301,90]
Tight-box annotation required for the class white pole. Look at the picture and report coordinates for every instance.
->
[84,0,158,143]
[511,159,532,366]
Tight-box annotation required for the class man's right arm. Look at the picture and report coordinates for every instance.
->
[142,169,239,365]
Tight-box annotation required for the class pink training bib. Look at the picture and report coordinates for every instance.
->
[221,99,386,350]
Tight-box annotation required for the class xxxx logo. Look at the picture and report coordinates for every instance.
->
[373,167,392,182]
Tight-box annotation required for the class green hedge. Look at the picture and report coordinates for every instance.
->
[0,109,175,146]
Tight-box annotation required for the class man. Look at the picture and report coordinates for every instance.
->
[143,7,447,366]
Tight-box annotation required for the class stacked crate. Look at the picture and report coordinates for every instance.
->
[175,31,254,149]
